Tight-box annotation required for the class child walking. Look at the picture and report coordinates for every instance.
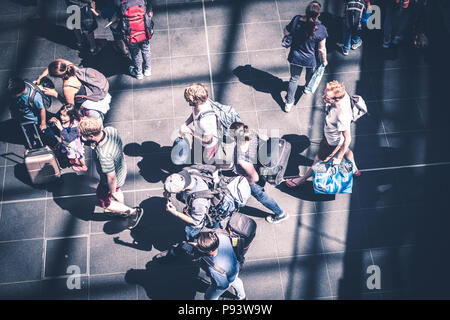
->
[50,104,88,172]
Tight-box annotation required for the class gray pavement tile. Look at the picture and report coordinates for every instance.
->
[317,210,369,252]
[380,99,426,134]
[277,0,325,21]
[45,171,97,198]
[132,57,173,89]
[168,2,204,29]
[41,276,89,300]
[0,42,18,70]
[133,118,176,148]
[90,233,137,275]
[17,39,56,69]
[108,73,134,92]
[0,239,43,283]
[207,24,247,54]
[104,90,134,124]
[247,49,290,80]
[244,22,283,51]
[274,213,324,257]
[0,15,20,42]
[237,111,259,131]
[152,5,169,31]
[244,218,278,261]
[370,247,414,296]
[296,107,326,142]
[2,164,47,202]
[89,273,137,300]
[240,0,278,24]
[247,78,286,112]
[325,250,375,298]
[45,196,93,238]
[351,134,394,170]
[210,52,250,83]
[257,109,301,136]
[213,82,255,112]
[45,236,88,278]
[0,281,42,300]
[0,200,45,241]
[238,258,285,300]
[133,86,174,120]
[1,0,22,16]
[132,152,178,190]
[151,30,170,59]
[170,55,210,87]
[169,27,207,58]
[205,0,243,27]
[279,254,332,299]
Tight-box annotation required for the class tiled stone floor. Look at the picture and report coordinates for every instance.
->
[0,0,449,300]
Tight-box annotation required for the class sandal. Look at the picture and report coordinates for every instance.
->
[285,177,306,188]
[353,170,362,177]
[72,165,88,172]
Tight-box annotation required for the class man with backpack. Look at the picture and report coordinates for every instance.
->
[338,0,371,55]
[114,0,154,79]
[7,77,59,149]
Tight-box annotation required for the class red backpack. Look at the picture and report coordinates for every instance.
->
[120,0,154,45]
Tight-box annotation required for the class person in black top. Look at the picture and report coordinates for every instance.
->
[283,1,328,113]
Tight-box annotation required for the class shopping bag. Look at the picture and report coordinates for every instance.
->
[304,64,325,94]
[312,161,353,194]
[171,136,191,165]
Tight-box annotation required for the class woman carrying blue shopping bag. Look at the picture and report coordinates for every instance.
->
[282,1,328,113]
[285,81,361,189]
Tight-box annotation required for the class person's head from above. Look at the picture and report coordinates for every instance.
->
[7,77,26,98]
[164,170,193,194]
[304,1,322,38]
[323,80,346,106]
[58,103,81,125]
[184,83,209,107]
[48,60,75,80]
[79,117,103,144]
[229,121,252,145]
[196,231,219,256]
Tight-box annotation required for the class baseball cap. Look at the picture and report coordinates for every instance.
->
[164,170,192,193]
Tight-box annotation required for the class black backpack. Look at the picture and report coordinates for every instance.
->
[201,213,257,272]
[24,80,52,111]
[345,0,366,30]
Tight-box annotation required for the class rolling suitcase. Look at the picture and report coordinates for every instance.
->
[20,121,61,184]
[258,138,291,185]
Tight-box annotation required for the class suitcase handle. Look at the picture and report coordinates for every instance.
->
[20,121,44,150]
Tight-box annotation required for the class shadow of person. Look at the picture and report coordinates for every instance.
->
[0,119,26,145]
[233,65,286,110]
[282,134,312,177]
[125,260,204,300]
[112,196,186,252]
[124,141,181,184]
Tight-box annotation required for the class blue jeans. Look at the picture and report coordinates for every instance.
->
[128,39,151,74]
[205,275,246,300]
[343,25,361,51]
[250,183,283,216]
[286,64,314,104]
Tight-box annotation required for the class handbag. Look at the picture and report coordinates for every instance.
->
[312,161,353,194]
[281,16,300,48]
[304,64,325,94]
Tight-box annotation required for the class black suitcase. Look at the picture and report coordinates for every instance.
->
[20,121,61,184]
[258,138,291,185]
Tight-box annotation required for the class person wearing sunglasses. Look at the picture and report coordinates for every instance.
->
[285,80,360,188]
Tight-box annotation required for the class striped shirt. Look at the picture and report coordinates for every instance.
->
[94,127,127,188]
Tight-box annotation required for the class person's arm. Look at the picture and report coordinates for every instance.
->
[333,129,351,164]
[39,108,47,131]
[238,159,259,184]
[318,39,328,67]
[166,201,195,225]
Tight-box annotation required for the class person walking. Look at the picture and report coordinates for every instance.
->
[283,1,328,112]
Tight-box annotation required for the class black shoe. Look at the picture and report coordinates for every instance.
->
[152,249,175,263]
[127,207,143,229]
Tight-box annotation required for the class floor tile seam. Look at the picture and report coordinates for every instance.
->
[41,199,49,280]
[202,0,215,100]
[166,0,177,152]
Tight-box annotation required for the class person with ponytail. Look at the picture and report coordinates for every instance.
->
[37,59,110,126]
[229,122,289,224]
[283,1,328,113]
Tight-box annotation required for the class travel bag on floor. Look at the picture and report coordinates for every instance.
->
[258,138,291,185]
[312,161,353,194]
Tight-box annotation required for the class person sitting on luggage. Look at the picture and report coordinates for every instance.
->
[285,81,361,188]
[7,77,59,149]
[196,231,246,300]
[36,58,111,127]
[179,83,219,164]
[228,122,289,224]
[49,104,88,172]
[163,170,214,242]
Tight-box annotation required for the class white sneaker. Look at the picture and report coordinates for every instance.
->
[129,66,144,80]
[144,68,152,77]
[284,102,294,113]
[266,212,289,224]
[351,40,362,50]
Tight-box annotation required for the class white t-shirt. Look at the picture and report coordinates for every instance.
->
[193,101,218,148]
[323,93,352,146]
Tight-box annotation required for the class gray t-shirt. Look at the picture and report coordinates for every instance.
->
[324,93,353,146]
[182,176,211,228]
[234,130,259,177]
[94,126,127,188]
[193,101,218,148]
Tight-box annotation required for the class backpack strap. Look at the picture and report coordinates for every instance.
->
[196,109,216,122]
[201,256,226,275]
[24,81,39,112]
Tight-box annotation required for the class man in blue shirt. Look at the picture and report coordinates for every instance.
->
[7,78,58,148]
[197,231,246,300]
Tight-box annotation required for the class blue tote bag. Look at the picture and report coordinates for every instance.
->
[312,161,353,194]
[304,64,325,94]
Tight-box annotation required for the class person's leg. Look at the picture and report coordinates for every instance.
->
[250,182,283,216]
[205,285,227,300]
[229,276,246,300]
[128,43,144,78]
[343,25,352,52]
[40,126,59,149]
[383,3,394,47]
[285,64,303,104]
[141,40,152,76]
[344,148,359,173]
[74,29,83,49]
[86,31,96,52]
